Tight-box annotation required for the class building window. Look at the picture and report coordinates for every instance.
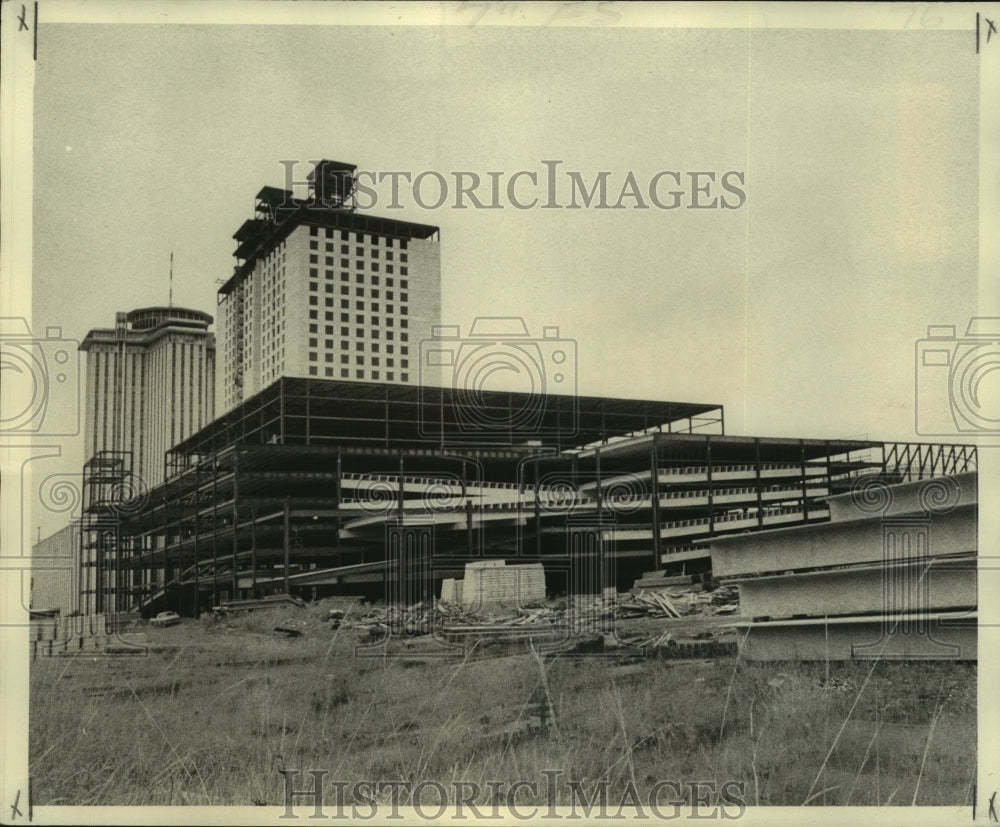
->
[356,247,364,256]
[402,373,409,382]
[310,268,318,277]
[310,254,318,264]
[401,333,409,342]
[341,258,349,268]
[401,346,409,355]
[356,369,364,379]
[325,243,334,252]
[386,265,394,275]
[325,353,333,363]
[386,252,394,261]
[341,369,349,378]
[341,300,349,309]
[387,372,394,381]
[325,298,334,307]
[310,226,318,236]
[309,296,318,306]
[309,282,318,292]
[401,252,408,262]
[341,286,349,295]
[372,371,380,380]
[326,256,334,266]
[309,310,318,319]
[310,240,318,250]
[341,338,349,348]
[371,263,379,273]
[309,337,318,347]
[341,354,349,364]
[356,314,364,324]
[325,311,334,321]
[309,352,317,361]
[309,366,317,375]
[356,328,364,338]
[325,367,333,377]
[387,278,394,288]
[309,324,318,333]
[355,355,363,365]
[325,325,334,334]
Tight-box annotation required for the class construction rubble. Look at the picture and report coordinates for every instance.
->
[315,569,741,659]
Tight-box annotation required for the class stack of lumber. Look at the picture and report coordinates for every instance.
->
[631,571,703,594]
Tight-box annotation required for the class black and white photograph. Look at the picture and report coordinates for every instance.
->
[1,1,997,823]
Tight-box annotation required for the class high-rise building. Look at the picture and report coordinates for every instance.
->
[79,306,216,488]
[217,159,441,412]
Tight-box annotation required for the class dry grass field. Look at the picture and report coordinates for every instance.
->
[29,600,976,809]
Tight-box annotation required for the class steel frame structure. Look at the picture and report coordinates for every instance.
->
[90,378,975,617]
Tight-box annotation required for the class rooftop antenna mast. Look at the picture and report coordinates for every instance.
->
[169,252,174,307]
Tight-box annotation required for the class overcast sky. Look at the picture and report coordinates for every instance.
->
[27,9,980,534]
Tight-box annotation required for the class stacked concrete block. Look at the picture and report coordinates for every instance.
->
[439,578,464,605]
[463,562,546,608]
[439,561,546,609]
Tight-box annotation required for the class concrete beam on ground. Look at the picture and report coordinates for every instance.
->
[711,503,976,578]
[731,556,976,620]
[731,610,976,661]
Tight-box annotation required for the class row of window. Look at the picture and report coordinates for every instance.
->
[308,225,410,249]
[308,254,407,275]
[307,326,409,353]
[308,282,408,302]
[305,299,411,327]
[308,351,409,368]
[308,240,407,263]
[308,365,410,382]
[307,271,408,291]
